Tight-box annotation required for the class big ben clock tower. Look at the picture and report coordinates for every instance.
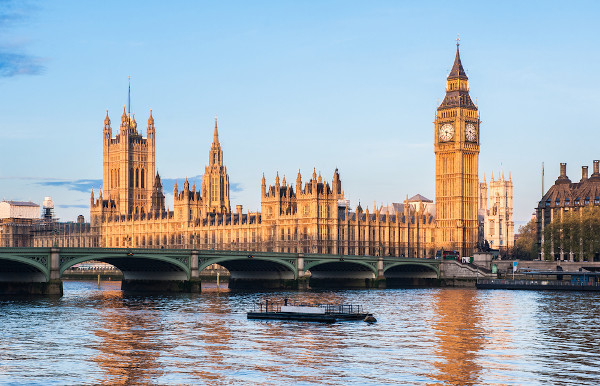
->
[434,40,480,257]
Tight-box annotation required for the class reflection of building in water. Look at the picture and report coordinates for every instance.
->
[430,289,484,385]
[92,291,164,385]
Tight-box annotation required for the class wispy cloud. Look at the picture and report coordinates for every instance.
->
[57,204,89,209]
[0,52,44,77]
[0,0,45,78]
[5,175,244,195]
[37,179,102,193]
[231,182,243,192]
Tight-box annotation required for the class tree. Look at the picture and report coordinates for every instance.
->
[515,217,538,260]
[543,206,600,261]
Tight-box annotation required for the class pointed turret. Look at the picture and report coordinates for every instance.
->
[438,40,475,110]
[275,171,280,187]
[261,172,266,196]
[282,175,287,187]
[148,109,154,126]
[174,181,178,196]
[121,105,128,127]
[213,115,219,145]
[332,168,341,195]
[296,169,302,192]
[104,110,110,127]
[447,41,468,80]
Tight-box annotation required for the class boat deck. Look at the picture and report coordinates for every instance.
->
[247,301,372,323]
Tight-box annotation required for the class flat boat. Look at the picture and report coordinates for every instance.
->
[247,300,375,323]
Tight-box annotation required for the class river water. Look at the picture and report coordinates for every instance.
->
[1,281,599,385]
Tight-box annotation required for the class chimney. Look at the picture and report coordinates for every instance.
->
[594,160,600,175]
[560,163,567,178]
[582,166,589,181]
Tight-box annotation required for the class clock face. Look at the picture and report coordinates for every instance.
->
[439,124,454,142]
[465,123,477,142]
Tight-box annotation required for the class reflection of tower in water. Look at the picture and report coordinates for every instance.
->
[92,291,165,385]
[430,289,484,385]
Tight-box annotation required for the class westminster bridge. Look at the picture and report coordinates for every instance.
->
[0,247,450,295]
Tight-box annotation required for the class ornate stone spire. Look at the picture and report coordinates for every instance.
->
[448,36,468,80]
[213,115,219,145]
[121,105,127,125]
[148,109,154,126]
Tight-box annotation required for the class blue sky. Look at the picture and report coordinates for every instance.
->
[0,1,599,226]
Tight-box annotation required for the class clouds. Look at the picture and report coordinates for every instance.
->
[0,0,45,78]
[0,52,44,77]
[37,179,102,193]
[31,176,245,195]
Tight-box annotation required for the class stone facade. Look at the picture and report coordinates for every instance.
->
[434,42,480,257]
[88,44,480,258]
[479,171,514,250]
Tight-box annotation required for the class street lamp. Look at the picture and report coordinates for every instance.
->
[191,233,197,250]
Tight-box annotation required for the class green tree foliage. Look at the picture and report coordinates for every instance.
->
[543,206,600,261]
[515,217,538,260]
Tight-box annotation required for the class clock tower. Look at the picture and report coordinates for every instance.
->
[434,41,480,257]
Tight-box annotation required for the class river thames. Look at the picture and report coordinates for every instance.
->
[1,281,599,385]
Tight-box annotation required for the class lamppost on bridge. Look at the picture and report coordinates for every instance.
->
[123,235,131,248]
[191,233,198,250]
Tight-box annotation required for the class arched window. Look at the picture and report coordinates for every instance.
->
[130,168,134,188]
[141,169,145,188]
[135,169,139,188]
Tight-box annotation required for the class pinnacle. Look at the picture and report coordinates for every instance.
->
[448,43,468,80]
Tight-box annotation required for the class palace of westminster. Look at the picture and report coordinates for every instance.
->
[0,44,516,257]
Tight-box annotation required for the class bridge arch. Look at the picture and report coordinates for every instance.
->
[59,248,190,281]
[384,261,440,277]
[304,258,378,277]
[199,254,297,283]
[304,258,377,288]
[0,252,49,282]
[383,262,440,286]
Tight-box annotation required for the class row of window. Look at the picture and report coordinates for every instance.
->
[546,196,600,206]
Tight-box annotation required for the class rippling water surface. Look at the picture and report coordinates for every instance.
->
[1,281,600,385]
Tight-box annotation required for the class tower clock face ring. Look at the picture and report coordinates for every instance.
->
[439,124,454,142]
[465,123,477,142]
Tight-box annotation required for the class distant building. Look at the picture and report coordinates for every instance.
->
[0,200,39,219]
[537,160,600,260]
[89,42,481,258]
[0,197,97,248]
[478,171,514,251]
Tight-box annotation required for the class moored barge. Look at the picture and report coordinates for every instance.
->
[247,300,375,323]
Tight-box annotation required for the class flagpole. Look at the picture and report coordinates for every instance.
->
[128,76,131,131]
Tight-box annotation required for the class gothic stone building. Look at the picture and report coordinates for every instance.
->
[434,42,481,257]
[478,171,515,251]
[91,44,479,258]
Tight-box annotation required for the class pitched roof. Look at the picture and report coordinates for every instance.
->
[447,44,468,80]
[407,194,432,203]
